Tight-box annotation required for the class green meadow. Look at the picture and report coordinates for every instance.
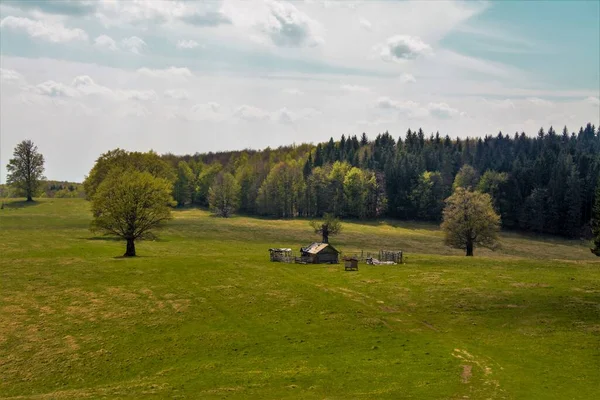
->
[1,198,599,399]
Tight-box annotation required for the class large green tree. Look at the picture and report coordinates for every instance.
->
[91,169,174,257]
[441,188,500,256]
[84,149,175,199]
[6,140,45,202]
[209,171,241,217]
[173,161,194,207]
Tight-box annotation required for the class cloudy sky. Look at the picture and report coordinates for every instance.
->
[1,0,599,182]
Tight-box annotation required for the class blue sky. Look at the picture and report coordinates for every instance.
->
[1,0,599,181]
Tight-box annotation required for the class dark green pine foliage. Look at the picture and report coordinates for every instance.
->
[164,123,599,237]
[592,177,600,256]
[565,165,582,238]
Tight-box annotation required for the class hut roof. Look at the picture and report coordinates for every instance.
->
[302,243,339,254]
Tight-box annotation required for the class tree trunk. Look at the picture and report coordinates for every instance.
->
[26,195,33,202]
[124,238,136,257]
[322,224,329,243]
[466,239,474,256]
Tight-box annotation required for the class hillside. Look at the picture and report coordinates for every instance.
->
[1,199,599,399]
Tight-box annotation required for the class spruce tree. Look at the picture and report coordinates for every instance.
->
[591,178,600,256]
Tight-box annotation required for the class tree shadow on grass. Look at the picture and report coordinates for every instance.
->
[1,200,41,210]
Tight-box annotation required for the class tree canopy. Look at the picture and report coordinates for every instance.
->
[84,149,175,199]
[6,140,45,202]
[91,169,174,257]
[310,213,342,243]
[441,188,500,256]
[209,171,241,217]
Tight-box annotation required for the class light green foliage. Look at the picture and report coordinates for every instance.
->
[208,171,241,218]
[257,160,305,218]
[477,170,508,206]
[6,139,45,202]
[328,161,351,216]
[452,164,480,191]
[173,161,194,207]
[1,199,599,399]
[91,170,174,256]
[410,171,445,221]
[343,167,367,218]
[306,166,331,217]
[195,163,222,206]
[84,149,175,199]
[309,212,342,243]
[441,188,500,256]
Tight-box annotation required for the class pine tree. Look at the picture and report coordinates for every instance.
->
[591,178,600,256]
[360,132,368,146]
[565,166,582,238]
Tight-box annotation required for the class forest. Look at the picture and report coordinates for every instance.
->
[163,123,600,239]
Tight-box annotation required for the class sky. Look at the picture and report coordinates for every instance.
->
[0,0,599,182]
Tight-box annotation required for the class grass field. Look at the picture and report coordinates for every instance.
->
[1,198,599,399]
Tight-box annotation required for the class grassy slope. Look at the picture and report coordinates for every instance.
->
[1,199,599,399]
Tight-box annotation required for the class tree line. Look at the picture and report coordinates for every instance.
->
[166,123,600,239]
[4,123,600,257]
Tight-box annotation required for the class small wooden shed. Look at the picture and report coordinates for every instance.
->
[299,243,340,264]
[269,248,293,262]
[344,257,359,271]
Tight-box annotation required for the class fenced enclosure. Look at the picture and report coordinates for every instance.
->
[269,248,294,263]
[343,249,403,265]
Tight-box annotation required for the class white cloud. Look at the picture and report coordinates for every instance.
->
[283,88,303,95]
[33,80,79,97]
[94,34,117,51]
[71,75,113,96]
[187,102,221,121]
[359,18,372,31]
[0,68,24,84]
[119,90,158,102]
[234,105,271,121]
[275,107,295,124]
[120,36,146,54]
[400,73,416,83]
[261,0,323,47]
[176,39,200,49]
[484,98,516,109]
[585,96,600,106]
[379,35,432,62]
[375,96,428,118]
[119,103,150,118]
[137,67,193,79]
[341,84,370,92]
[428,102,461,118]
[527,97,553,107]
[164,89,190,100]
[94,1,231,27]
[0,16,88,43]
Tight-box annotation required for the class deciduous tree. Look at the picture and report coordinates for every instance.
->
[84,149,175,199]
[452,164,480,191]
[310,213,342,243]
[6,140,45,202]
[91,169,174,257]
[441,188,500,256]
[209,171,241,217]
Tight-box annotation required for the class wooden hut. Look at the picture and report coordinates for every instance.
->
[299,243,340,264]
